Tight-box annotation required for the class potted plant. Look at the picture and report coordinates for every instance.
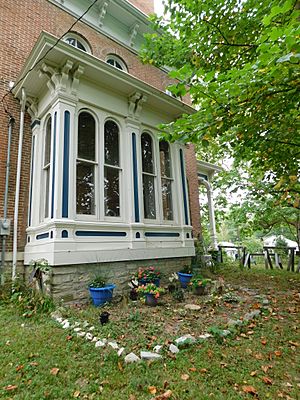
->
[134,266,161,287]
[136,283,165,306]
[177,265,193,288]
[189,275,211,295]
[88,276,116,307]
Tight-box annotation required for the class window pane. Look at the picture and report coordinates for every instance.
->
[44,117,51,166]
[76,40,86,51]
[159,141,171,177]
[78,112,95,161]
[76,161,95,214]
[104,166,120,217]
[66,37,76,46]
[143,174,156,219]
[141,133,154,174]
[161,178,173,220]
[104,120,119,166]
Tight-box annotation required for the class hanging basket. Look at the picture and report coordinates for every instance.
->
[89,284,116,307]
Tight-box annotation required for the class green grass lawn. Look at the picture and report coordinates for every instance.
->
[0,265,299,400]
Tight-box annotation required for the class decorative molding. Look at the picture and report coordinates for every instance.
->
[128,91,147,118]
[129,22,139,47]
[27,97,39,119]
[39,60,84,98]
[97,0,110,28]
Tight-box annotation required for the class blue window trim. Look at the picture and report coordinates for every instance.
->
[145,232,180,238]
[132,133,140,222]
[62,111,70,218]
[75,231,127,237]
[51,112,57,219]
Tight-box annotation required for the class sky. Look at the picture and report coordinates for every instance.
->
[154,0,164,16]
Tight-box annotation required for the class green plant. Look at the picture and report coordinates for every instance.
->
[172,288,185,302]
[189,275,211,289]
[179,265,193,274]
[136,283,165,298]
[89,276,107,288]
[10,278,55,316]
[134,266,161,281]
[29,258,50,273]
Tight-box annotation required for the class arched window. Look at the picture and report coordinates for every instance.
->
[106,55,127,72]
[43,117,52,219]
[159,141,173,220]
[141,133,156,219]
[76,112,96,215]
[64,33,91,53]
[104,120,120,217]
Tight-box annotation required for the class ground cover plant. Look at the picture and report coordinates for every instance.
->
[0,264,299,399]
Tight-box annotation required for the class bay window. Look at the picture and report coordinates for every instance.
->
[43,116,52,219]
[141,132,156,219]
[76,112,96,215]
[104,120,120,217]
[159,140,173,220]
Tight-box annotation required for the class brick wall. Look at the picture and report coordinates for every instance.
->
[129,0,154,15]
[0,0,199,258]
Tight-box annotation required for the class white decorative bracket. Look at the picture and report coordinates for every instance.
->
[129,22,139,47]
[128,92,147,119]
[38,60,84,98]
[98,0,110,27]
[26,97,39,119]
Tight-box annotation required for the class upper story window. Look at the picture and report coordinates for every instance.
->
[106,55,127,72]
[64,33,91,53]
[141,132,156,220]
[159,140,173,220]
[76,112,96,215]
[104,120,121,217]
[43,116,52,219]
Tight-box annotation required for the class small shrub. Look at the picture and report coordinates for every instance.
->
[89,276,107,288]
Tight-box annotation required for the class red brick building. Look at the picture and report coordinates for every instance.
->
[0,0,200,302]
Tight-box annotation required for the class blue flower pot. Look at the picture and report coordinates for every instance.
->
[145,293,158,307]
[89,284,116,307]
[177,272,192,289]
[138,278,160,287]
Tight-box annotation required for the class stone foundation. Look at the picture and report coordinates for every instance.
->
[49,257,191,304]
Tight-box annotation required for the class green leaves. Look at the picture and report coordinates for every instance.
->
[141,0,299,209]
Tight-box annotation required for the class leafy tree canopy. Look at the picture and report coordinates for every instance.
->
[141,0,300,208]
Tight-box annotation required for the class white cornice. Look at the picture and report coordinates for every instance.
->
[13,31,195,119]
[47,0,155,54]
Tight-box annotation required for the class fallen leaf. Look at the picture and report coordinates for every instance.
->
[148,386,157,395]
[261,365,269,373]
[152,390,172,399]
[30,362,39,367]
[73,391,80,398]
[250,371,257,377]
[262,376,273,385]
[200,368,208,374]
[254,353,264,360]
[50,368,60,376]
[4,385,18,391]
[118,361,123,372]
[163,381,169,389]
[129,395,136,400]
[242,385,257,395]
[66,335,73,341]
[261,339,267,346]
[274,350,282,357]
[189,367,197,372]
[181,374,189,381]
[288,341,299,347]
[252,303,261,309]
[16,365,24,372]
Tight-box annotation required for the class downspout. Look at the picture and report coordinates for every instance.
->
[199,177,218,250]
[12,88,26,280]
[0,116,15,285]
